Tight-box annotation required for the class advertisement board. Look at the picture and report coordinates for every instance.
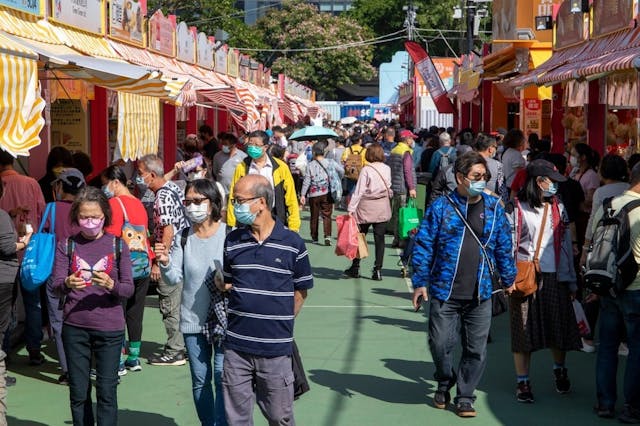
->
[148,10,175,57]
[0,0,43,16]
[176,21,196,63]
[51,0,105,34]
[522,98,542,136]
[109,0,146,46]
[196,32,215,69]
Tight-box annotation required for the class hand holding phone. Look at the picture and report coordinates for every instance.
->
[414,295,424,312]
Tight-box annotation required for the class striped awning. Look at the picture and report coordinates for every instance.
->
[279,99,297,123]
[51,24,119,60]
[539,28,640,85]
[0,7,60,43]
[117,92,160,161]
[0,43,45,156]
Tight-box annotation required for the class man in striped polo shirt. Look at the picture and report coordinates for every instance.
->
[218,175,313,425]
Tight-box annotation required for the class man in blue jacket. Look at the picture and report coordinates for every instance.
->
[412,151,516,418]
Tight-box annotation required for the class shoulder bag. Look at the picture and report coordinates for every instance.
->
[445,195,507,316]
[513,201,548,298]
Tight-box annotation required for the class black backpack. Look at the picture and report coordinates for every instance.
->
[584,197,640,297]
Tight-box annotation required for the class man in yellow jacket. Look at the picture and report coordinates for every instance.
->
[227,130,301,232]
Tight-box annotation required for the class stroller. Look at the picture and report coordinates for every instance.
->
[398,228,418,278]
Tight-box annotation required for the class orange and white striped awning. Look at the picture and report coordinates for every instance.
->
[117,92,160,161]
[0,33,45,156]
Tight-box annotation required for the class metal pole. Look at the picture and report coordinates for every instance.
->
[466,0,474,54]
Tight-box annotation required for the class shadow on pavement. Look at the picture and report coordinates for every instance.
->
[360,315,425,333]
[371,287,412,302]
[118,409,179,425]
[311,266,345,280]
[6,416,49,425]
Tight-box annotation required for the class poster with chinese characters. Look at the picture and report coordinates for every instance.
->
[176,21,196,64]
[148,10,175,57]
[522,98,542,136]
[196,32,214,69]
[51,0,105,34]
[215,45,227,75]
[109,0,146,46]
[50,99,88,152]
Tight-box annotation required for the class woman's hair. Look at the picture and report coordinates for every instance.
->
[574,143,599,170]
[101,165,128,186]
[503,129,525,150]
[599,154,629,182]
[312,141,327,157]
[185,179,222,222]
[72,152,93,177]
[365,143,385,163]
[519,174,544,208]
[268,144,286,160]
[70,187,112,227]
[46,146,73,174]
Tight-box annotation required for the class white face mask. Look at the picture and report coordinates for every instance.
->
[186,202,209,223]
[570,156,579,168]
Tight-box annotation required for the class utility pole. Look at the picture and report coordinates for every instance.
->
[466,0,475,54]
[403,1,418,41]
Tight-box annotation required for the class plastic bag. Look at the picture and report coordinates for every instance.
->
[572,300,591,337]
[399,198,423,238]
[335,214,359,260]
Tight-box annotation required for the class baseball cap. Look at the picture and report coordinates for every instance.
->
[51,167,86,189]
[399,129,418,139]
[526,159,567,182]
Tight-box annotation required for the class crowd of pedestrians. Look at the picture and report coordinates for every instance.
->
[0,118,637,426]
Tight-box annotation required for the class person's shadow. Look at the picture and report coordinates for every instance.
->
[6,416,48,425]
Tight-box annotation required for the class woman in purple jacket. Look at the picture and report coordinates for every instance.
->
[53,187,134,426]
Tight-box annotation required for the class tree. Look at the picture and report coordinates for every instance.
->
[146,0,265,50]
[254,0,376,100]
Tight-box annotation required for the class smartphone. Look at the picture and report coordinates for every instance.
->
[25,224,33,234]
[414,294,424,312]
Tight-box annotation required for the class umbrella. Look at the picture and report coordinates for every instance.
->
[340,116,357,125]
[289,126,338,141]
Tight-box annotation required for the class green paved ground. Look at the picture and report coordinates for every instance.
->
[6,210,619,425]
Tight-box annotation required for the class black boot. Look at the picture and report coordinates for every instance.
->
[371,268,382,281]
[343,260,360,278]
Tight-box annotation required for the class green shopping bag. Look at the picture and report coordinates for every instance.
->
[398,198,423,238]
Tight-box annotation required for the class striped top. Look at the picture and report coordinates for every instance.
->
[223,219,313,357]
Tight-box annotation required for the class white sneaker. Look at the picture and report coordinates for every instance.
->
[618,342,629,356]
[581,338,596,353]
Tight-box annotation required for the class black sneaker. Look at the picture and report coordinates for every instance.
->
[433,390,451,409]
[553,367,571,394]
[516,381,534,403]
[371,269,382,281]
[456,401,477,418]
[58,373,69,385]
[619,405,640,424]
[28,349,44,366]
[5,375,16,387]
[343,266,360,278]
[147,353,186,366]
[594,405,615,419]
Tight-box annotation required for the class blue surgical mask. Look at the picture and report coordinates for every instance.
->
[543,182,558,197]
[247,145,264,160]
[134,175,145,185]
[222,145,231,154]
[467,180,486,197]
[234,201,258,225]
[102,184,114,199]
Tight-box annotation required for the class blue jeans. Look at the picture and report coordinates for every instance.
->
[184,333,226,426]
[596,290,640,410]
[428,298,492,404]
[21,286,43,351]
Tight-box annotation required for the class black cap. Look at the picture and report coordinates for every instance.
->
[526,159,567,182]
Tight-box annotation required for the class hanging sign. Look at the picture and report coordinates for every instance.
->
[109,0,146,46]
[0,0,44,16]
[227,48,239,78]
[176,21,196,64]
[522,98,542,136]
[215,45,227,74]
[51,0,105,34]
[148,10,176,57]
[197,32,215,69]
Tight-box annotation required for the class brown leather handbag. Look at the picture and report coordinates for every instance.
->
[513,202,549,298]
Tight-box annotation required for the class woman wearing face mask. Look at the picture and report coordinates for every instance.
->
[101,165,152,374]
[53,187,134,426]
[155,179,227,426]
[510,159,581,404]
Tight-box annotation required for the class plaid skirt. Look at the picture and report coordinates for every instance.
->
[509,272,582,353]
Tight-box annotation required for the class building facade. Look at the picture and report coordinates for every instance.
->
[236,0,354,24]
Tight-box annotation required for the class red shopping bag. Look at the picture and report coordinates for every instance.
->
[335,214,359,260]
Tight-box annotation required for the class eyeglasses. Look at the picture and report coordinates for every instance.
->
[184,197,209,206]
[465,174,489,182]
[230,197,259,206]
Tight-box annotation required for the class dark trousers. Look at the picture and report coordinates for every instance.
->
[309,194,333,242]
[123,277,150,342]
[428,298,491,404]
[0,284,13,347]
[354,222,386,270]
[596,291,640,410]
[62,324,124,426]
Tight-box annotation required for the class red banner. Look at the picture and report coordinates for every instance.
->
[404,41,455,114]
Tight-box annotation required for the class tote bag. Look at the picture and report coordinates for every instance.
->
[20,203,56,291]
[399,198,423,238]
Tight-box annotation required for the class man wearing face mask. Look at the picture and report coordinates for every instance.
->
[411,152,516,418]
[389,130,418,248]
[227,131,300,232]
[212,133,247,196]
[218,175,312,425]
[475,135,508,203]
[136,154,190,366]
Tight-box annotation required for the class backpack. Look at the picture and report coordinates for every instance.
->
[584,197,640,297]
[434,147,454,177]
[114,197,150,279]
[344,146,364,180]
[20,202,57,291]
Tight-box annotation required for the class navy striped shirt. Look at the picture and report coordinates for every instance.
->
[223,219,313,357]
